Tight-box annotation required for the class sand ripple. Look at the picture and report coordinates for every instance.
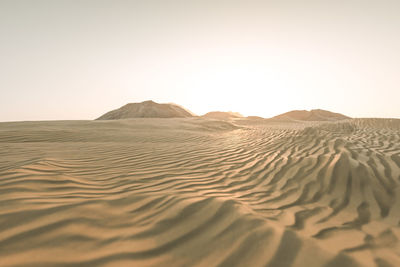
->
[0,118,399,266]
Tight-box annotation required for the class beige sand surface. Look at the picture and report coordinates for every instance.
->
[0,118,399,266]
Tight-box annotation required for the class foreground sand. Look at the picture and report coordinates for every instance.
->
[0,118,399,267]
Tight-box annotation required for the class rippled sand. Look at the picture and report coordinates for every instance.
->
[1,118,399,267]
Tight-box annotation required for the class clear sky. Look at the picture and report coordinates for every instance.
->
[1,0,399,121]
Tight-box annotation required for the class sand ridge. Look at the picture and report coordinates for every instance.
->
[0,118,399,266]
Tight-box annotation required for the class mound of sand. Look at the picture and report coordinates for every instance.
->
[1,118,399,267]
[246,115,265,120]
[272,109,350,121]
[96,100,194,120]
[202,111,243,120]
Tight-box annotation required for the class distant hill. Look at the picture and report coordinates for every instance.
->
[246,116,265,120]
[96,100,194,120]
[202,111,243,120]
[272,109,350,121]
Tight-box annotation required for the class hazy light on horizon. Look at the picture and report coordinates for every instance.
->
[0,0,399,121]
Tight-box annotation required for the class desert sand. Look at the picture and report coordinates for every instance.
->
[0,117,399,266]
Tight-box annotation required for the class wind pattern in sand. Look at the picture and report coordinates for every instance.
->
[1,118,400,267]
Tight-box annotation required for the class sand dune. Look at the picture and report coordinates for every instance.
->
[202,111,243,120]
[96,100,194,120]
[0,118,399,266]
[272,109,350,121]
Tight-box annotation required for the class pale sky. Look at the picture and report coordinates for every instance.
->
[1,0,399,121]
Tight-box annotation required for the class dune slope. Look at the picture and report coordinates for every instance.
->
[0,118,399,267]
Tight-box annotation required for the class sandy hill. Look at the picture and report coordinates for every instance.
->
[96,100,194,120]
[272,109,350,121]
[202,111,243,120]
[246,115,265,120]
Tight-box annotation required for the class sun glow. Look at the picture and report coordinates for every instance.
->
[0,0,399,121]
[177,51,325,117]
